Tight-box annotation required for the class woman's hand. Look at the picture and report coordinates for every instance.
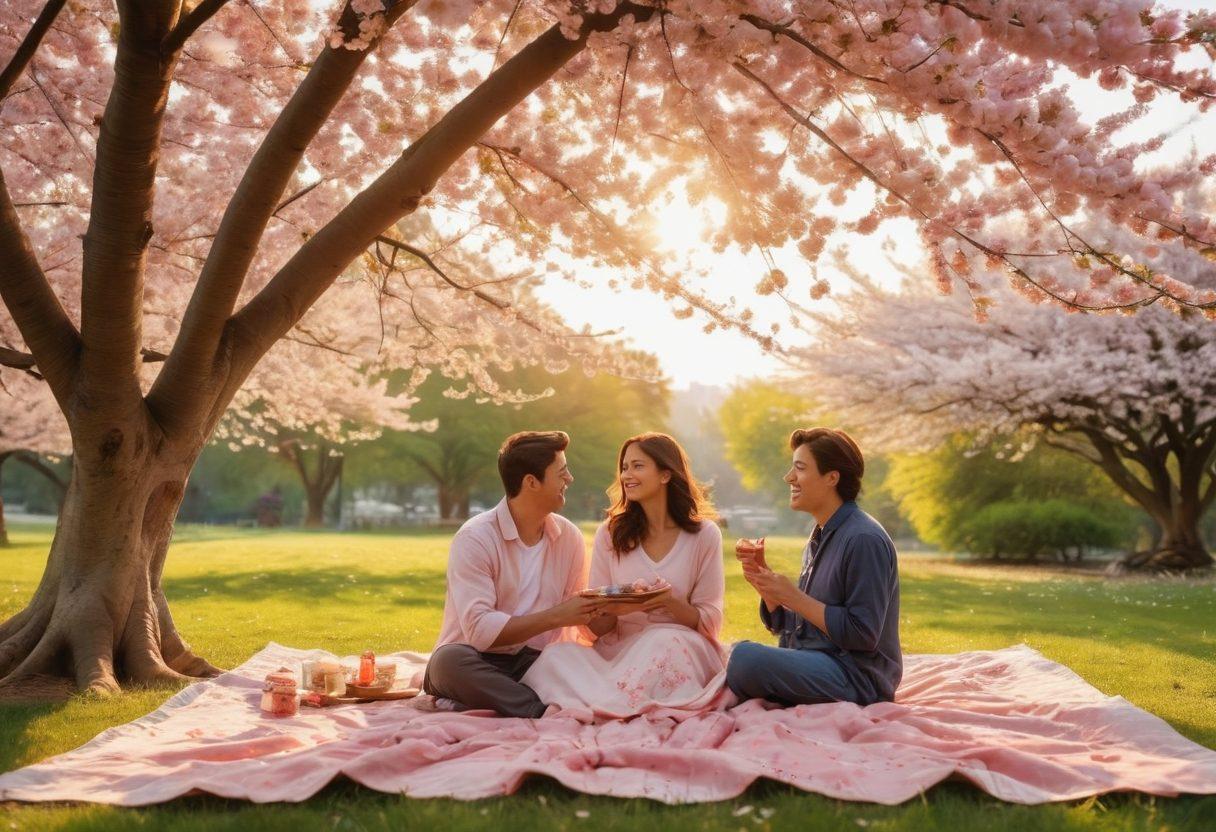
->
[637,587,673,614]
[636,588,701,630]
[587,609,618,637]
[596,599,645,618]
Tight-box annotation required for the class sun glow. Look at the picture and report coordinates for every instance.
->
[652,190,729,258]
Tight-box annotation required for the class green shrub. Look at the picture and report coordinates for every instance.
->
[884,434,1143,553]
[959,499,1125,561]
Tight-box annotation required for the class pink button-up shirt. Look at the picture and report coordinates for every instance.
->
[433,498,590,654]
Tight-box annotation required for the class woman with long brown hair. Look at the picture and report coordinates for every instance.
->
[522,433,730,717]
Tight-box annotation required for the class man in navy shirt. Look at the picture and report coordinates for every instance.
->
[727,428,902,705]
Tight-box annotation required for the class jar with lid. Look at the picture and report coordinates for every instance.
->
[260,668,299,716]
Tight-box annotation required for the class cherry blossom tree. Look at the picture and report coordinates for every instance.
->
[793,274,1216,570]
[2,0,1215,693]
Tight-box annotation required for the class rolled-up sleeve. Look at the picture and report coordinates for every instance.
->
[759,599,786,634]
[823,534,896,653]
[448,530,510,652]
[689,524,725,640]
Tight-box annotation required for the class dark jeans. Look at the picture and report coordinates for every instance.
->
[422,643,545,718]
[726,641,871,706]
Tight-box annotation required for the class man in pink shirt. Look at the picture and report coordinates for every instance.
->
[422,431,603,717]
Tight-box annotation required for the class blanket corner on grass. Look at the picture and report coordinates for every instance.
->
[0,642,1214,806]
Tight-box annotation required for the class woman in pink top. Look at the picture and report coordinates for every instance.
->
[522,433,731,717]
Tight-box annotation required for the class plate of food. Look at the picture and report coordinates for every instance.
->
[579,577,671,602]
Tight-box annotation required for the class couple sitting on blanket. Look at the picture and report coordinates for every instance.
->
[421,428,902,719]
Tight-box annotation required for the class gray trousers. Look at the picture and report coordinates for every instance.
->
[422,643,545,718]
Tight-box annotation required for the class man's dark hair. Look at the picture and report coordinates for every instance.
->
[498,431,570,498]
[789,427,865,502]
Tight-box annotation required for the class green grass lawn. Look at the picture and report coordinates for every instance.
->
[1,521,1214,831]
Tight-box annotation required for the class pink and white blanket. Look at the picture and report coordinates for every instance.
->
[1,643,1213,806]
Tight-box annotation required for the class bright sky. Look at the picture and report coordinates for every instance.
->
[535,0,1216,391]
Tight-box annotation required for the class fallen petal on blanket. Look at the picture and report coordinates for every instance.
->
[0,643,1213,806]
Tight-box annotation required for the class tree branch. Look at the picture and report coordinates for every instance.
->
[225,4,653,390]
[1078,427,1168,519]
[0,0,67,100]
[373,235,510,311]
[1201,468,1216,514]
[406,451,443,484]
[739,14,885,84]
[0,168,79,404]
[1190,422,1216,512]
[478,141,783,351]
[0,346,37,372]
[0,345,163,373]
[162,0,233,53]
[320,449,343,494]
[147,0,420,439]
[277,438,313,487]
[78,1,181,405]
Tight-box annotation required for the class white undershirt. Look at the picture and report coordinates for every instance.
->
[512,536,546,617]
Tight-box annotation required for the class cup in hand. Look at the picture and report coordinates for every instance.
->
[736,537,769,577]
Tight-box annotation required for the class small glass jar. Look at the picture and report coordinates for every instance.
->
[261,669,298,717]
[317,660,346,696]
[374,663,397,687]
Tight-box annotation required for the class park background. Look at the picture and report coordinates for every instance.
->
[7,368,1216,562]
[3,0,1216,828]
[3,365,1215,830]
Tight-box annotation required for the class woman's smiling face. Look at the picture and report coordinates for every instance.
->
[619,442,670,504]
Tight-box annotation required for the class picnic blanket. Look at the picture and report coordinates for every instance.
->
[1,643,1214,806]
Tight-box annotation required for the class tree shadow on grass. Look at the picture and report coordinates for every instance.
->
[163,568,448,609]
[0,701,58,772]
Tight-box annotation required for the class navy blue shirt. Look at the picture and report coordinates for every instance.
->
[759,501,902,703]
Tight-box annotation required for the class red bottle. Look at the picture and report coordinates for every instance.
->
[358,650,376,686]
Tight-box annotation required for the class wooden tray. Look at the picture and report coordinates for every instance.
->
[578,586,669,602]
[302,687,420,707]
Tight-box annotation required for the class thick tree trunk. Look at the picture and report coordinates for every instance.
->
[0,3,647,700]
[283,441,342,528]
[437,484,455,521]
[436,484,471,521]
[1115,516,1212,572]
[303,484,327,528]
[0,441,220,699]
[1077,431,1213,573]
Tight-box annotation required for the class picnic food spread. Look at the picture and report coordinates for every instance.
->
[265,654,418,712]
[579,576,672,601]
